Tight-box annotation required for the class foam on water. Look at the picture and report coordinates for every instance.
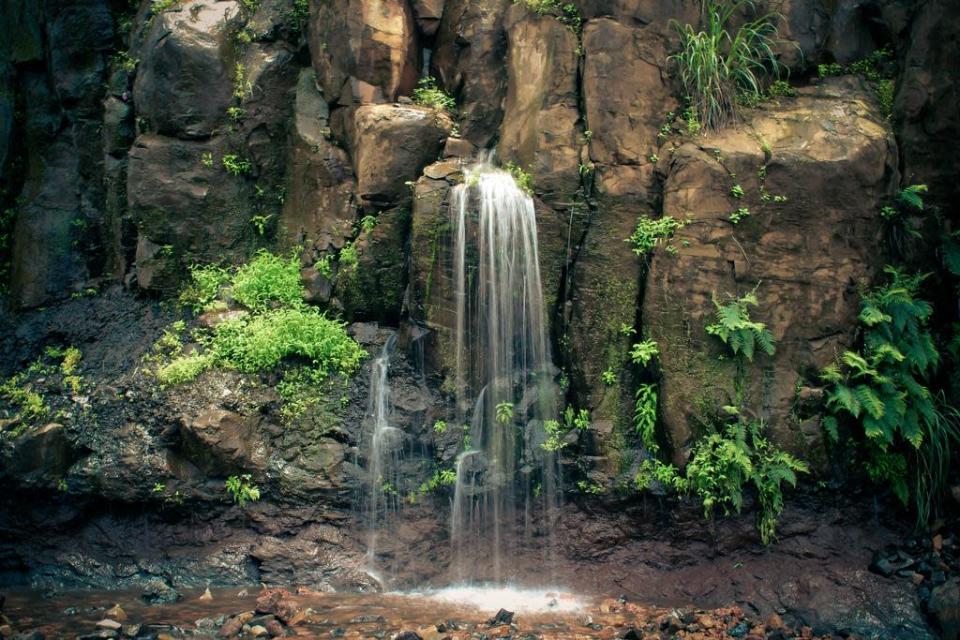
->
[397,584,587,613]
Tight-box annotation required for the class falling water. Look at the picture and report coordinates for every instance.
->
[363,332,402,584]
[448,156,560,583]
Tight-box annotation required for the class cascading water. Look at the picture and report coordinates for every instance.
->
[448,156,560,584]
[361,332,402,585]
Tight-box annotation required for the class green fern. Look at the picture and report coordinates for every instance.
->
[821,266,960,525]
[706,289,776,361]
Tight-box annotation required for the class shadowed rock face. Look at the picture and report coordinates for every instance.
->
[309,0,420,105]
[134,1,241,139]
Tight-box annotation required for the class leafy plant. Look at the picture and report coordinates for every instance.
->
[230,250,303,311]
[629,340,660,366]
[225,474,261,507]
[821,267,960,524]
[627,216,685,256]
[359,215,377,234]
[420,468,457,493]
[634,383,659,453]
[730,206,750,224]
[222,154,252,176]
[670,0,786,131]
[412,76,456,112]
[706,289,775,361]
[730,184,745,199]
[504,162,533,195]
[433,420,448,434]
[897,184,927,211]
[684,419,807,543]
[250,214,272,236]
[601,368,617,386]
[495,401,514,425]
[542,406,590,451]
[179,264,231,312]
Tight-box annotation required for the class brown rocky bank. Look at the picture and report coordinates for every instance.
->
[1,0,960,639]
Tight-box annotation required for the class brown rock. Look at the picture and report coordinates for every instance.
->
[278,69,356,254]
[644,79,895,462]
[765,612,784,630]
[582,18,675,166]
[930,578,960,640]
[433,0,510,146]
[264,619,285,637]
[134,1,241,138]
[0,423,75,486]
[255,588,302,624]
[179,408,267,475]
[498,3,581,206]
[443,137,476,159]
[309,0,418,105]
[105,604,127,622]
[127,134,250,293]
[349,104,453,207]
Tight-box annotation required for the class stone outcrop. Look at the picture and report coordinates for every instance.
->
[309,0,419,105]
[643,79,896,464]
[498,6,582,206]
[348,104,454,208]
[433,0,510,147]
[133,1,241,139]
[279,69,356,253]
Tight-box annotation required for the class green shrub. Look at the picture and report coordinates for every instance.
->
[629,340,659,366]
[222,153,252,176]
[670,0,786,131]
[495,401,515,425]
[627,216,685,256]
[542,406,590,452]
[420,468,457,493]
[821,267,960,524]
[641,419,806,544]
[211,307,365,376]
[706,289,775,361]
[412,76,456,112]
[179,264,231,312]
[504,162,533,194]
[231,250,303,311]
[156,353,214,386]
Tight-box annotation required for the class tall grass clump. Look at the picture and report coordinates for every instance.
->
[670,0,786,131]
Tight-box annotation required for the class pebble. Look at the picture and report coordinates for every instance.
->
[105,604,127,622]
[250,624,268,636]
[96,619,123,631]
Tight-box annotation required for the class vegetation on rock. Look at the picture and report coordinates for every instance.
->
[821,267,960,525]
[670,0,787,130]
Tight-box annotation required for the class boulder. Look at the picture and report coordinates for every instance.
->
[930,578,960,640]
[179,408,268,475]
[134,1,242,138]
[582,18,675,167]
[895,0,960,212]
[498,4,581,206]
[643,79,896,463]
[0,423,75,487]
[309,0,419,105]
[412,0,445,35]
[434,0,511,147]
[564,17,675,430]
[348,104,453,208]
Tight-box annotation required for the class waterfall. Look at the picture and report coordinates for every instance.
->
[362,332,401,584]
[448,156,560,584]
